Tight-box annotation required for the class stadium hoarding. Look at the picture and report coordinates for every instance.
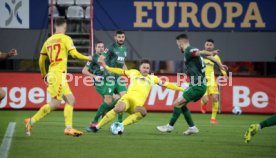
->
[94,0,276,31]
[0,0,48,29]
[0,73,275,114]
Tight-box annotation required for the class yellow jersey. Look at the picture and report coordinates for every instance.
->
[204,55,226,85]
[40,33,76,73]
[124,69,160,103]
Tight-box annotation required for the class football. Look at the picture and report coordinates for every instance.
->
[110,122,124,135]
[232,106,242,115]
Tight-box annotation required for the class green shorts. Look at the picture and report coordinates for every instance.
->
[95,78,127,96]
[183,84,207,102]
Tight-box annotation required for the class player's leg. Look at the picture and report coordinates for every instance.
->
[90,101,127,132]
[200,94,208,114]
[156,96,187,133]
[116,79,127,123]
[0,88,6,102]
[63,94,83,136]
[210,94,219,124]
[245,115,276,143]
[25,98,61,136]
[122,106,147,126]
[91,94,113,125]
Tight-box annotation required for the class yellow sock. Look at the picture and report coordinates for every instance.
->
[122,112,143,126]
[211,101,219,120]
[64,104,73,128]
[31,104,51,124]
[97,109,116,128]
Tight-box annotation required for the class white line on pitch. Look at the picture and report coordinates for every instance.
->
[0,122,16,158]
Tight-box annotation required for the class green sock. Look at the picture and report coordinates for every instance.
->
[181,105,195,127]
[92,102,109,123]
[260,114,276,129]
[169,107,182,126]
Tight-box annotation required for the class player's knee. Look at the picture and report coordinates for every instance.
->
[135,107,147,117]
[202,96,208,104]
[114,105,125,113]
[104,96,113,105]
[212,95,219,102]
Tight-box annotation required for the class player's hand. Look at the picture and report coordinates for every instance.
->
[98,55,106,67]
[88,55,92,61]
[211,49,220,55]
[221,64,228,71]
[8,49,17,57]
[94,76,103,82]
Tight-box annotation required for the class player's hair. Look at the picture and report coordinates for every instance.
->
[55,18,66,26]
[95,41,104,46]
[116,30,125,35]
[176,34,188,40]
[206,38,214,43]
[139,59,151,66]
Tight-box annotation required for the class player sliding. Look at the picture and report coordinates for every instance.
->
[89,58,184,133]
[24,18,91,137]
[244,114,276,143]
[157,34,227,135]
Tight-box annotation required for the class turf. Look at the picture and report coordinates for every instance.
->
[0,111,276,158]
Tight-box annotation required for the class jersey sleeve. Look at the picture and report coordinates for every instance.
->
[153,75,184,91]
[123,69,140,77]
[40,42,48,56]
[214,55,227,76]
[185,47,199,60]
[85,61,91,68]
[64,36,76,51]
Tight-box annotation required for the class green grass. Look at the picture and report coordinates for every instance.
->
[0,111,276,158]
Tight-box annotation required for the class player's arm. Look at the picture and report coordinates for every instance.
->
[0,49,17,60]
[82,62,102,82]
[39,53,48,78]
[69,49,91,60]
[193,50,219,57]
[39,44,48,78]
[98,56,134,76]
[65,36,91,60]
[205,55,228,72]
[154,76,184,91]
[214,55,228,76]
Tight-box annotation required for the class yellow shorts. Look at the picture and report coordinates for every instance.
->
[46,72,72,100]
[204,84,219,96]
[119,93,145,114]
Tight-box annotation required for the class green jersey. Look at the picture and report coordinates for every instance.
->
[105,42,127,68]
[184,46,206,84]
[86,53,107,80]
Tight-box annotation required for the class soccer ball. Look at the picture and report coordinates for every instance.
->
[110,122,124,135]
[232,106,242,115]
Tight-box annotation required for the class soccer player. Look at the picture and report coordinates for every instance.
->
[244,115,276,143]
[85,31,128,130]
[157,34,227,135]
[200,39,227,124]
[24,18,91,137]
[89,58,184,133]
[0,49,17,101]
[82,41,121,130]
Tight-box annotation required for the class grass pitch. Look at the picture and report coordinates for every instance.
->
[0,111,276,158]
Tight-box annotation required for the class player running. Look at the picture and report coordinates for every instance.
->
[200,39,227,124]
[82,41,121,130]
[244,114,276,143]
[24,18,91,137]
[0,49,17,101]
[88,58,184,133]
[157,34,227,135]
